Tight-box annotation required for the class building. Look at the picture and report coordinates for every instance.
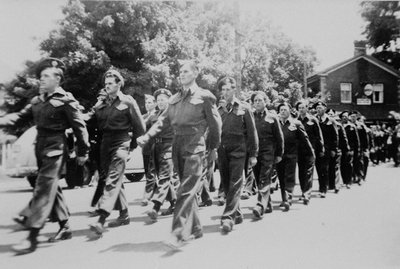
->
[307,41,400,123]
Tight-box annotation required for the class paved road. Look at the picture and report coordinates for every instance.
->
[1,164,399,269]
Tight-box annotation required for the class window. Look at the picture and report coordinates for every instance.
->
[340,83,352,103]
[372,83,384,103]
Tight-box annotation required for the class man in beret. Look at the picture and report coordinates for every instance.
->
[216,76,258,233]
[137,60,222,247]
[147,88,179,220]
[326,108,350,193]
[141,94,158,206]
[0,58,90,254]
[339,111,360,188]
[349,111,368,184]
[295,100,324,204]
[277,102,314,210]
[89,69,146,235]
[250,91,283,218]
[313,101,338,198]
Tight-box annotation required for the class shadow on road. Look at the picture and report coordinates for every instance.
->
[100,241,173,253]
[0,243,15,254]
[0,188,32,194]
[202,224,220,234]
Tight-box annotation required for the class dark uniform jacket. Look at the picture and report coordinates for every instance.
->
[94,91,146,148]
[151,109,174,141]
[280,117,314,158]
[218,97,258,158]
[10,87,89,157]
[142,109,158,155]
[318,114,339,154]
[343,122,360,153]
[356,122,369,152]
[298,113,324,156]
[336,121,350,153]
[254,109,283,159]
[146,84,222,153]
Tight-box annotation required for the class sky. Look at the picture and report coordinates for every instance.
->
[0,0,366,82]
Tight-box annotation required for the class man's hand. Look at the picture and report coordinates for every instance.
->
[248,156,257,167]
[318,151,325,158]
[274,156,282,164]
[347,150,354,157]
[76,155,88,166]
[330,150,336,158]
[136,135,149,148]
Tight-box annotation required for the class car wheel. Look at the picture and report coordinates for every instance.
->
[26,175,37,188]
[125,173,144,182]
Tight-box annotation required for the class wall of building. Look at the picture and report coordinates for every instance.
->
[314,58,400,120]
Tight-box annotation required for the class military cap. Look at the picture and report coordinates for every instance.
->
[326,108,336,115]
[349,110,359,116]
[36,58,66,83]
[154,88,172,99]
[339,110,349,118]
[277,102,292,112]
[295,100,307,110]
[104,69,124,88]
[250,91,268,103]
[312,101,327,109]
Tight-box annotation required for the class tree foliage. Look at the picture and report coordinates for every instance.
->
[2,0,318,136]
[361,1,400,70]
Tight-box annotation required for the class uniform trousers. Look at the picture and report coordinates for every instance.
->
[316,154,330,193]
[252,152,274,213]
[20,135,69,229]
[218,142,246,222]
[328,151,342,190]
[340,152,353,185]
[242,154,257,196]
[151,141,177,204]
[297,155,315,198]
[198,150,214,203]
[353,152,364,183]
[363,154,369,180]
[97,133,130,215]
[171,135,205,240]
[276,156,297,202]
[142,148,157,201]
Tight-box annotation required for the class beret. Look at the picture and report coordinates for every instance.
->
[154,88,172,99]
[104,69,124,88]
[295,100,307,110]
[36,58,66,83]
[277,102,292,112]
[312,101,327,109]
[326,108,336,114]
[339,110,349,118]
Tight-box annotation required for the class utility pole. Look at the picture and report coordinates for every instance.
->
[303,62,308,98]
[234,1,242,94]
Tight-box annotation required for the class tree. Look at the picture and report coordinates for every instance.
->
[1,0,318,135]
[361,1,400,69]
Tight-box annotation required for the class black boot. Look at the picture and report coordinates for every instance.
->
[13,228,39,254]
[48,220,72,242]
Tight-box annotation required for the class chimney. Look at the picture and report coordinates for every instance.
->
[354,40,367,56]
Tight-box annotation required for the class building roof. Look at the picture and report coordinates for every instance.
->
[308,54,400,83]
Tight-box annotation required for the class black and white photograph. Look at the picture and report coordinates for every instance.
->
[0,0,399,268]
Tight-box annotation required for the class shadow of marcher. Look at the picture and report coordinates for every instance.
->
[202,224,220,234]
[100,241,173,253]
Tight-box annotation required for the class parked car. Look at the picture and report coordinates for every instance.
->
[5,126,145,188]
